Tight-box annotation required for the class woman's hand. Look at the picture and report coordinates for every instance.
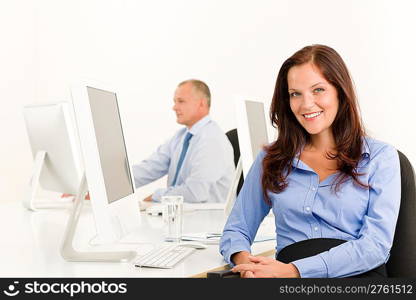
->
[231,255,300,278]
[230,251,255,278]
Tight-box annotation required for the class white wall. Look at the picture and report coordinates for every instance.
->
[2,0,415,203]
[0,0,36,203]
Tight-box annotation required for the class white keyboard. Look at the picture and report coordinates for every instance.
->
[134,244,195,269]
[144,202,226,215]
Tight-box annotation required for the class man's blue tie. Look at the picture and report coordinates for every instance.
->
[171,132,193,186]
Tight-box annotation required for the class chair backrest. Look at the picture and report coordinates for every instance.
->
[386,150,416,277]
[225,129,244,195]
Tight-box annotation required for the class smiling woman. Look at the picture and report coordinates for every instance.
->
[264,44,368,198]
[286,63,340,183]
[220,45,401,278]
[288,63,339,136]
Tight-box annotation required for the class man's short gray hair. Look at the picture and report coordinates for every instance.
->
[178,79,211,107]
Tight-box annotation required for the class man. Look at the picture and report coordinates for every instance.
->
[133,79,234,203]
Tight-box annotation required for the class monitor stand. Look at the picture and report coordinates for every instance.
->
[224,157,243,216]
[60,173,137,262]
[23,150,46,211]
[223,158,274,219]
[23,151,73,211]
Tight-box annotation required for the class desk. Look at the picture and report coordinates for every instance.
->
[0,202,275,277]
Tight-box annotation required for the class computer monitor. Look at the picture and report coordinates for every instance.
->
[23,102,84,211]
[224,99,270,216]
[66,82,140,261]
[24,94,140,262]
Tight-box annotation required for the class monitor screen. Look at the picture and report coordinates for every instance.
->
[245,100,268,159]
[87,87,134,204]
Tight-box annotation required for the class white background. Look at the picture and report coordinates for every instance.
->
[1,0,415,203]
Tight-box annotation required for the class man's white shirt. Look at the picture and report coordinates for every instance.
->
[132,115,235,203]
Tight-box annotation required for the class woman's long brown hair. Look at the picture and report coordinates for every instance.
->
[262,45,368,205]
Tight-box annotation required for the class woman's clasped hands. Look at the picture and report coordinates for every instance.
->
[231,255,300,278]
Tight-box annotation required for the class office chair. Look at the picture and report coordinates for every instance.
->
[208,150,416,278]
[385,150,416,277]
[225,129,244,195]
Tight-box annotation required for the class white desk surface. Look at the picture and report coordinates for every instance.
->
[0,201,276,278]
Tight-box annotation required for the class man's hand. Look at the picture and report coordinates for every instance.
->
[61,192,90,200]
[231,255,300,278]
[143,194,153,202]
